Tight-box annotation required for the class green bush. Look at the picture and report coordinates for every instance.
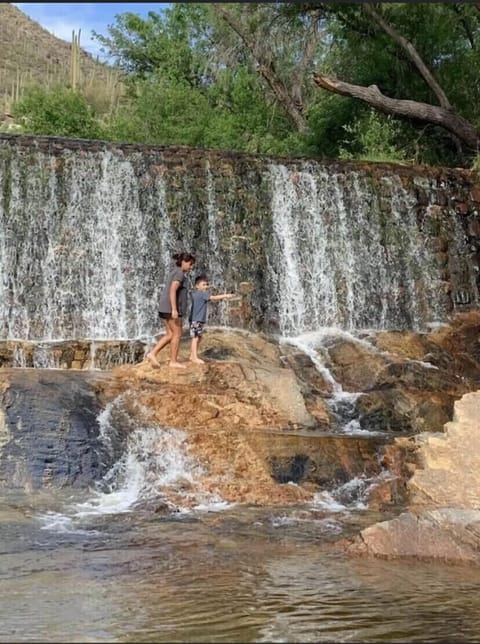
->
[12,86,103,139]
[339,110,408,163]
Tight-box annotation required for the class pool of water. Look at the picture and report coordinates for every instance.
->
[2,491,480,643]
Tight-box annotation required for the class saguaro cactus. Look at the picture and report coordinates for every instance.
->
[70,29,81,89]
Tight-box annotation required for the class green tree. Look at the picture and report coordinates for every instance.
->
[94,4,211,85]
[309,3,480,161]
[338,110,407,163]
[94,2,480,166]
[95,3,305,153]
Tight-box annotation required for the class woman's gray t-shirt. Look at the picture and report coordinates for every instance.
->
[158,268,187,316]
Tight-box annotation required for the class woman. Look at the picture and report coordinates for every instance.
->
[146,251,195,369]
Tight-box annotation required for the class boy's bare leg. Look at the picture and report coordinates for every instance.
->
[189,336,204,364]
[169,318,186,368]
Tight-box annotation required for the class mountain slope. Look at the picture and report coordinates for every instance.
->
[0,3,120,112]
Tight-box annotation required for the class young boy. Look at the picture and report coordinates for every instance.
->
[189,274,237,363]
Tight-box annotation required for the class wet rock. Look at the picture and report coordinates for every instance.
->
[1,316,479,515]
[323,339,387,392]
[0,339,146,369]
[357,388,459,434]
[0,369,111,491]
[279,350,335,397]
[267,434,386,487]
[350,509,480,564]
[101,330,317,434]
[326,312,480,435]
[372,330,431,360]
[277,348,334,428]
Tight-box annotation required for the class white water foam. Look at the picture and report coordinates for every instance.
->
[0,149,176,340]
[37,511,96,535]
[280,330,342,393]
[313,471,396,513]
[269,163,459,335]
[38,412,230,533]
[76,425,226,517]
[280,329,386,435]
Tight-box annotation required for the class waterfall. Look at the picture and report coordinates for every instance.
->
[0,136,477,341]
[205,160,229,326]
[0,145,176,340]
[37,397,228,529]
[268,164,466,334]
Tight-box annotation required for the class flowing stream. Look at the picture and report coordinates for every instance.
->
[2,450,480,643]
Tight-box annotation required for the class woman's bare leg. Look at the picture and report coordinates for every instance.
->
[169,318,185,368]
[146,319,172,367]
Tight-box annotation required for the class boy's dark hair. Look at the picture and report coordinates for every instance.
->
[194,273,209,286]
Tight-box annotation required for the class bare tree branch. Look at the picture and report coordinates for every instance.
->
[312,72,480,149]
[363,3,452,110]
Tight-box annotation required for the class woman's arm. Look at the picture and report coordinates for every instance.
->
[170,280,181,317]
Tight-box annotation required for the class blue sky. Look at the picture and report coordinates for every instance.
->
[13,3,169,60]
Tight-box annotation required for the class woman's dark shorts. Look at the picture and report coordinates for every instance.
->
[159,312,183,320]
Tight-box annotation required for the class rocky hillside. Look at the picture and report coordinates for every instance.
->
[0,3,121,114]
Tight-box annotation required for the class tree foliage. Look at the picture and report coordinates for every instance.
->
[310,2,480,162]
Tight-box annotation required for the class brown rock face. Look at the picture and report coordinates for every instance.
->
[350,509,480,565]
[351,391,480,564]
[91,330,391,507]
[320,312,480,435]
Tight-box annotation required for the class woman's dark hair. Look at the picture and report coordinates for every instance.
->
[172,252,195,266]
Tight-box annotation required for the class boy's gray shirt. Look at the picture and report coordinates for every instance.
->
[159,268,187,316]
[189,290,211,323]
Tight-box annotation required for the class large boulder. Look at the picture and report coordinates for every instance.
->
[350,391,480,564]
[321,312,480,435]
[0,369,109,490]
[95,330,386,506]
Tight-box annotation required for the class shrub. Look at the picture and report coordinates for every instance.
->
[12,85,103,139]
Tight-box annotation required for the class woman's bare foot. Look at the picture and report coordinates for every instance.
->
[146,352,161,369]
[169,361,186,369]
[189,357,205,364]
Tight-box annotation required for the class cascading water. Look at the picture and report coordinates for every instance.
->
[205,160,229,326]
[0,146,177,340]
[281,329,383,435]
[38,396,229,531]
[268,164,469,336]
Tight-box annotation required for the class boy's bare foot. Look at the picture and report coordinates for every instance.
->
[169,361,186,369]
[146,352,161,369]
[189,357,205,364]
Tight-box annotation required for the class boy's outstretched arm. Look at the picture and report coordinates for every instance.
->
[209,293,239,302]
